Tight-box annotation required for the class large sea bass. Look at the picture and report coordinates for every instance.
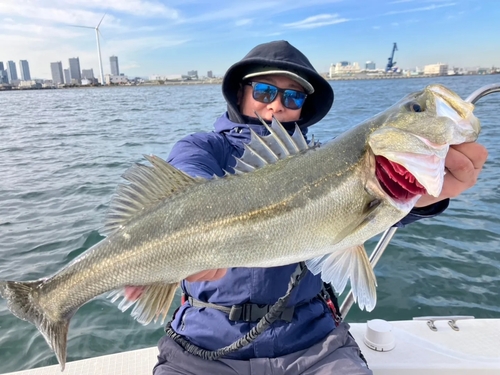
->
[0,84,480,369]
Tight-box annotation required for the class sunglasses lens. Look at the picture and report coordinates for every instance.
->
[283,90,307,110]
[252,83,278,103]
[249,82,307,110]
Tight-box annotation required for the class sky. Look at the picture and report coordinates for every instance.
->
[1,0,499,79]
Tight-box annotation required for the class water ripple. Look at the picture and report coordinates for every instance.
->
[1,76,499,373]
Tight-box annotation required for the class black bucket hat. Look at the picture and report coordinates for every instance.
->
[222,40,334,129]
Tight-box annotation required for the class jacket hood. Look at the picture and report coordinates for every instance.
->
[222,40,334,129]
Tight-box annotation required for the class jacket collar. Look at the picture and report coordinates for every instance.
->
[213,112,309,145]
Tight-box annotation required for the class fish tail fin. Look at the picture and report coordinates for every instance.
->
[306,244,377,311]
[109,282,179,325]
[0,280,70,370]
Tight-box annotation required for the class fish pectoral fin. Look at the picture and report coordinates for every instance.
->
[109,282,179,325]
[0,280,71,370]
[305,244,377,312]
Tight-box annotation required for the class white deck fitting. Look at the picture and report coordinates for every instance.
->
[4,319,500,375]
[349,318,500,375]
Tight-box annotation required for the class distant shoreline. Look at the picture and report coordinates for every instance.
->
[1,73,497,91]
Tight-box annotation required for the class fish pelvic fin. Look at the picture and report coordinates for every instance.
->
[109,282,179,325]
[0,280,70,370]
[306,244,377,312]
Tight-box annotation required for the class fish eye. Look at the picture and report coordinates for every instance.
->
[406,102,423,112]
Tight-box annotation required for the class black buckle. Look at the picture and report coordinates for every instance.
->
[228,305,243,321]
[280,306,294,322]
[245,304,269,322]
[228,303,295,322]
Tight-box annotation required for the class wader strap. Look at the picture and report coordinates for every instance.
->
[165,262,308,360]
[319,282,342,326]
[187,297,295,322]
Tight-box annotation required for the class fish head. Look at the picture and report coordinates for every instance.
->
[368,84,481,202]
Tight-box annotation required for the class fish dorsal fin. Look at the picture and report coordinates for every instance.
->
[233,116,315,174]
[101,155,200,236]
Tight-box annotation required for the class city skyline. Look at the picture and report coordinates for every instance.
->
[1,1,499,79]
[0,55,122,85]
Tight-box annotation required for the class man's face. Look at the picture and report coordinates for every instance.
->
[238,74,305,123]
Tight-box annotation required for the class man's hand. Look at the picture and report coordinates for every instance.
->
[415,142,488,208]
[185,268,227,282]
[125,286,145,301]
[124,269,227,302]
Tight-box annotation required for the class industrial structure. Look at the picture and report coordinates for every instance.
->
[386,43,398,72]
[69,14,106,85]
[424,63,449,75]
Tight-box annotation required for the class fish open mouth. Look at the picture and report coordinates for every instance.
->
[375,155,427,200]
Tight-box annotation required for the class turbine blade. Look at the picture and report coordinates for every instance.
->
[66,24,94,29]
[97,13,106,28]
[98,29,106,42]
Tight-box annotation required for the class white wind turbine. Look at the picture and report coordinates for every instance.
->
[68,14,106,85]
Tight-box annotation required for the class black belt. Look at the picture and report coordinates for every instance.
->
[187,296,295,322]
[165,263,310,361]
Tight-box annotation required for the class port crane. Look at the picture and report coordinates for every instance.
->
[385,43,398,72]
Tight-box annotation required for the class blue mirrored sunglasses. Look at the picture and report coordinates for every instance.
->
[245,81,307,110]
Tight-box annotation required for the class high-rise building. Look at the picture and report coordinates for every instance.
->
[82,69,95,79]
[50,62,64,84]
[6,61,18,83]
[207,70,213,78]
[68,57,81,83]
[19,60,31,80]
[424,63,448,76]
[365,61,376,70]
[0,62,7,84]
[64,69,71,85]
[110,56,119,76]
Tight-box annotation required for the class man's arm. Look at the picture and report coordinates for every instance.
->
[167,133,230,179]
[397,199,449,227]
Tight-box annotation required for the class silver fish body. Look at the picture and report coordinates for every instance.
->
[0,84,481,369]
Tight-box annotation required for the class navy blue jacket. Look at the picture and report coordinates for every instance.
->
[168,113,448,359]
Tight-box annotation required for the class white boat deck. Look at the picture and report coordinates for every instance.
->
[5,318,500,375]
[349,318,500,375]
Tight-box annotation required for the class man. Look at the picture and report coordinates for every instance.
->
[127,40,487,374]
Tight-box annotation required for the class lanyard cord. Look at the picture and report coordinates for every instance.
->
[165,262,309,360]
